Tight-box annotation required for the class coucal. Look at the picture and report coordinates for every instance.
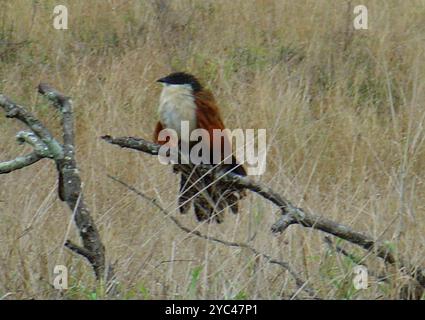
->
[154,72,246,223]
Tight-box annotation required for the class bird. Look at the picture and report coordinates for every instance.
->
[153,72,246,223]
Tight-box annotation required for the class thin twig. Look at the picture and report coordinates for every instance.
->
[107,174,318,299]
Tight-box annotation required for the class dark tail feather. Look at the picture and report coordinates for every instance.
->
[221,155,247,177]
[176,159,246,223]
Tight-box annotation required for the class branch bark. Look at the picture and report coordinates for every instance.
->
[1,86,107,282]
[0,94,63,158]
[0,151,43,174]
[102,135,425,291]
[38,83,106,281]
[0,130,59,174]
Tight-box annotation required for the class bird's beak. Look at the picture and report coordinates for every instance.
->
[156,77,166,83]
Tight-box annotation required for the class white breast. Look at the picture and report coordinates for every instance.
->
[158,84,197,140]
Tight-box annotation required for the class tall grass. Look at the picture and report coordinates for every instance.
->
[0,0,424,299]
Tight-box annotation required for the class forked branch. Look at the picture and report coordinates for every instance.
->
[0,86,107,281]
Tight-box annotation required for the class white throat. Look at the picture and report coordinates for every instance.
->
[158,84,197,139]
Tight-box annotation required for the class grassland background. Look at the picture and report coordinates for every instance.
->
[1,0,425,299]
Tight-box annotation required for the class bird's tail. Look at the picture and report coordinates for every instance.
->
[176,157,246,223]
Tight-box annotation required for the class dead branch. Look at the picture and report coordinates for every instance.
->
[102,135,425,291]
[37,83,107,281]
[0,151,43,174]
[0,131,55,174]
[0,86,107,281]
[0,94,63,157]
[107,174,318,299]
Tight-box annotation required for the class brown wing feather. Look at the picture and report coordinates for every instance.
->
[194,90,231,164]
[194,90,246,176]
[153,121,164,144]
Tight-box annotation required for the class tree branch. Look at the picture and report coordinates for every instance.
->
[107,174,317,299]
[0,94,63,159]
[0,131,55,174]
[38,84,107,281]
[102,135,425,290]
[38,83,74,147]
[1,86,108,282]
[0,152,43,174]
[65,240,94,263]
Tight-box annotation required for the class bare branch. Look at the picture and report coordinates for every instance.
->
[38,83,74,147]
[102,135,425,289]
[101,135,160,155]
[0,126,53,175]
[1,85,109,283]
[65,240,94,263]
[15,131,52,156]
[108,174,318,299]
[38,84,107,281]
[0,152,43,174]
[0,94,63,159]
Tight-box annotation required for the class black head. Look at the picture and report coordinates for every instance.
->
[157,72,202,92]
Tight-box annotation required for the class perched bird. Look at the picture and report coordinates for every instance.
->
[154,72,246,223]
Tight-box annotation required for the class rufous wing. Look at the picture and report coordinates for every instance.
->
[154,121,165,144]
[194,90,231,163]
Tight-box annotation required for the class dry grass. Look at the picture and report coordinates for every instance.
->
[1,0,425,299]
